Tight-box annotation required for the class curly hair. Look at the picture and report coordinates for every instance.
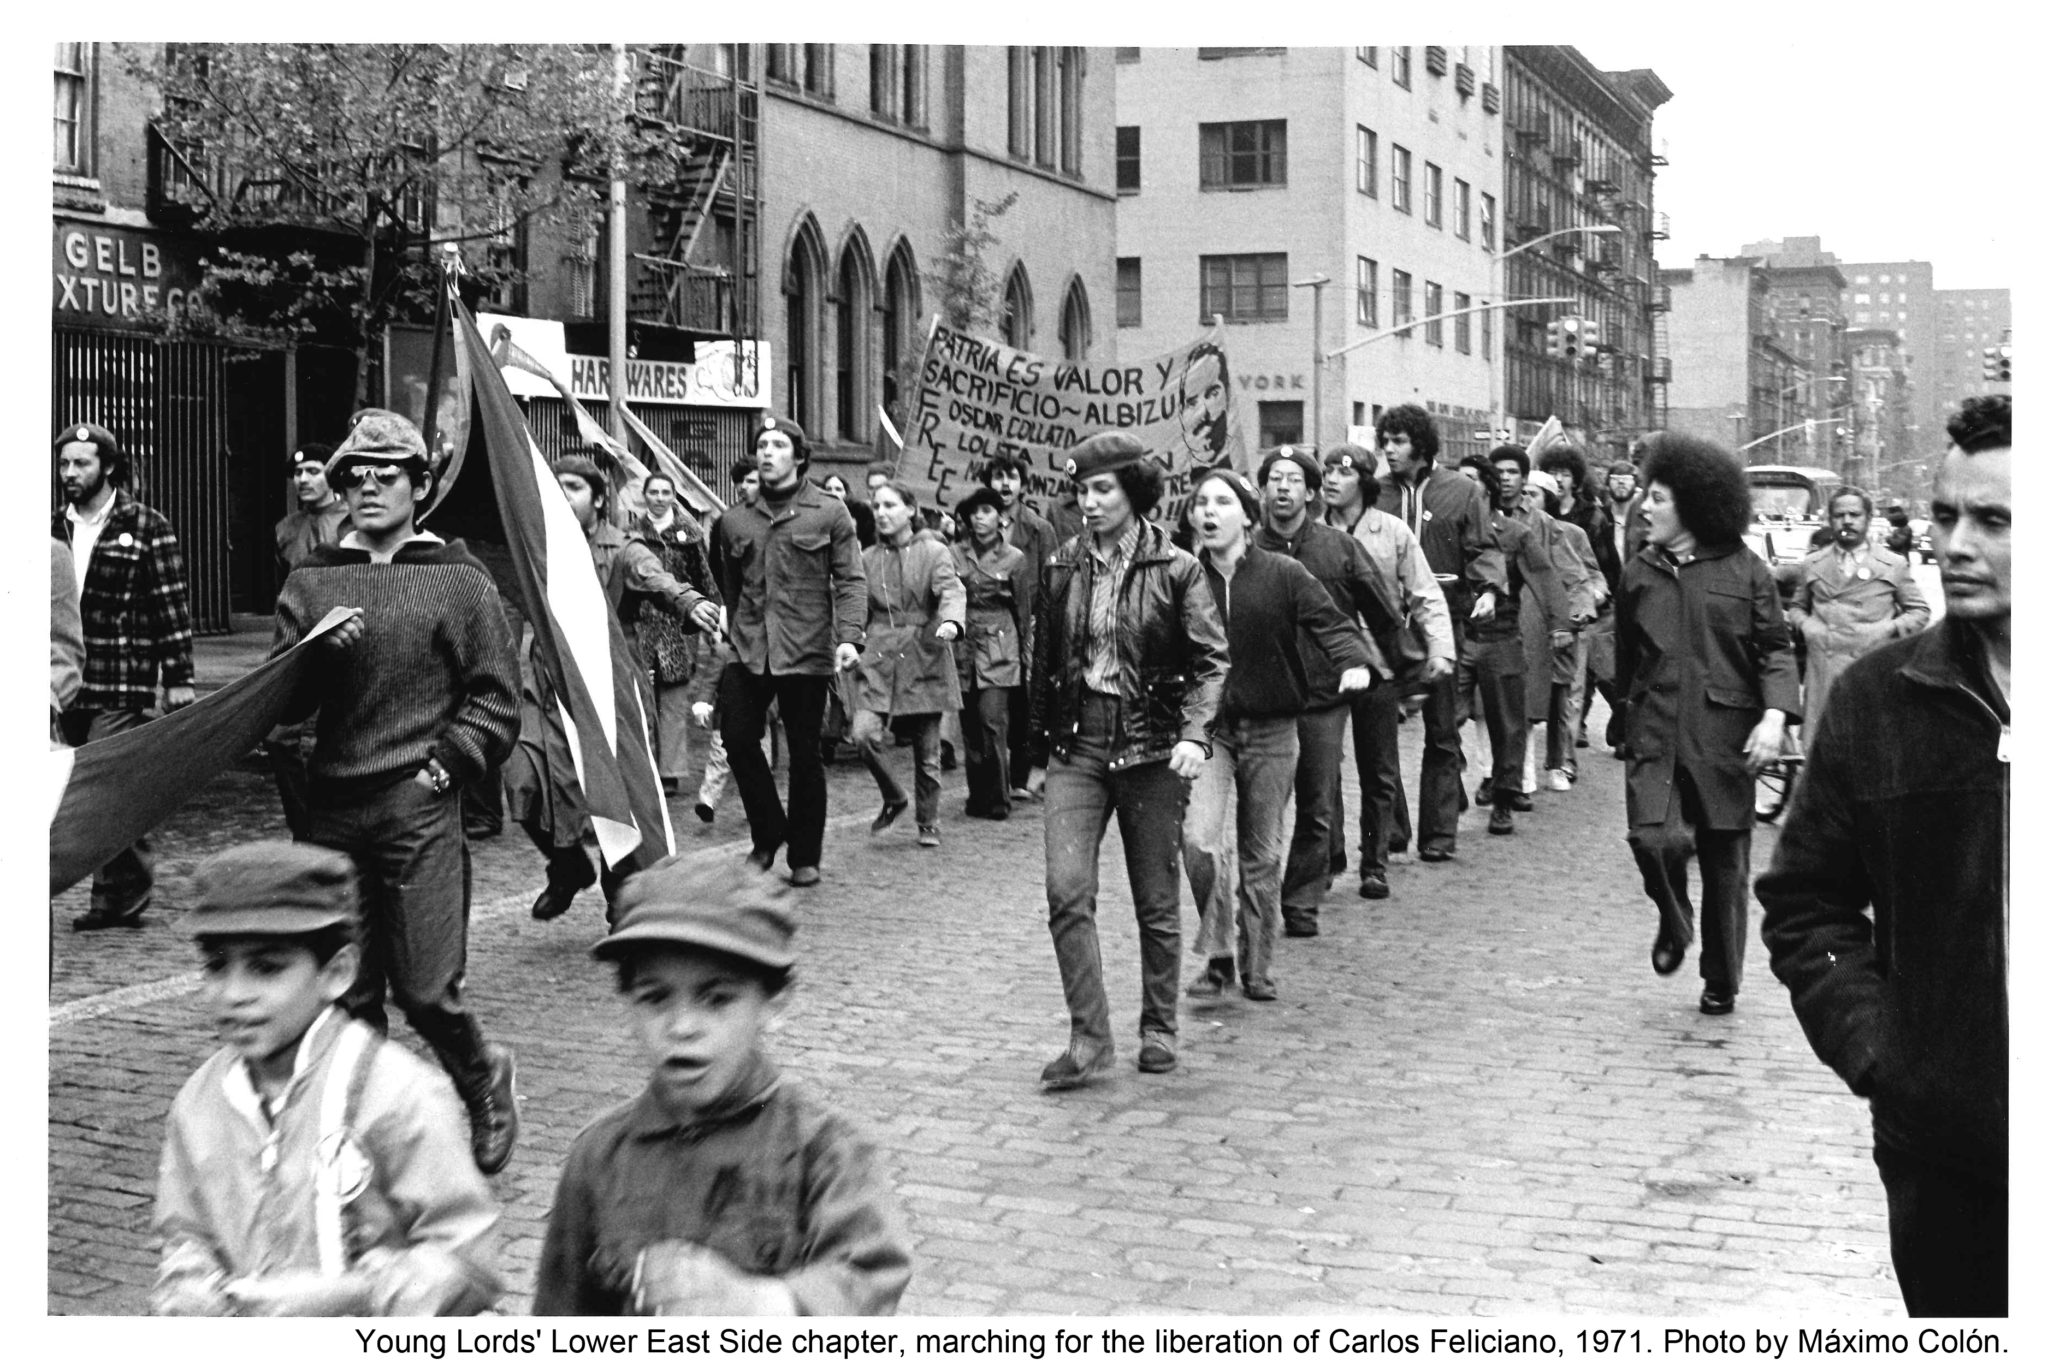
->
[1637,432,1751,548]
[1537,443,1589,498]
[1488,443,1530,476]
[1376,403,1440,466]
[1947,394,2011,453]
[1112,458,1167,518]
[1455,453,1502,506]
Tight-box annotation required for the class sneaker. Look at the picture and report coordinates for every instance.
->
[1009,786,1036,803]
[787,865,821,888]
[1358,872,1391,900]
[871,797,909,834]
[1040,1039,1114,1090]
[917,825,941,847]
[466,1045,519,1176]
[1137,1031,1177,1073]
[1488,806,1515,835]
[1547,768,1573,792]
[1185,958,1234,998]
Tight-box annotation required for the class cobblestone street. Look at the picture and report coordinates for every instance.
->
[48,637,1900,1318]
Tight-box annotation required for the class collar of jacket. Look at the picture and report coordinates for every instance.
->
[1642,540,1740,574]
[622,1052,783,1142]
[757,482,829,526]
[1252,520,1318,556]
[1901,616,2009,723]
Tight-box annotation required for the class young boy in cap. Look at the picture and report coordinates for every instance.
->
[153,841,502,1316]
[534,859,910,1315]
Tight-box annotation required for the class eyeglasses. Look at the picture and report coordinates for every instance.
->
[333,464,411,492]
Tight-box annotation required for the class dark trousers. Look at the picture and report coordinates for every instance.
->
[719,664,830,870]
[1340,684,1410,874]
[306,772,491,1085]
[961,685,1014,817]
[265,719,314,840]
[1627,765,1751,995]
[1005,672,1036,791]
[1873,1144,2008,1317]
[60,707,156,911]
[854,710,943,830]
[1043,694,1189,1049]
[1416,613,1470,850]
[1280,704,1349,915]
[1459,632,1529,796]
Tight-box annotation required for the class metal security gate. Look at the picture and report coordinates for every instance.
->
[525,397,756,507]
[52,327,242,634]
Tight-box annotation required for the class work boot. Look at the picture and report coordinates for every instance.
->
[462,1044,520,1176]
[1282,906,1319,938]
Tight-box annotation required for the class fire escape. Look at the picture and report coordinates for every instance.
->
[629,46,761,342]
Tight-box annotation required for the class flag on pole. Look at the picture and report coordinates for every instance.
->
[453,297,673,872]
[49,607,358,895]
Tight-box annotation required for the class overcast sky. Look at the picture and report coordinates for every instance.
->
[1582,36,2019,290]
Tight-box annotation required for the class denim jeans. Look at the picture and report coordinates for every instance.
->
[1280,704,1348,915]
[960,686,1013,817]
[1416,611,1469,850]
[1184,714,1300,989]
[1341,684,1410,874]
[853,709,943,830]
[1627,765,1752,995]
[306,770,492,1081]
[1459,632,1529,796]
[718,664,830,869]
[1044,694,1190,1050]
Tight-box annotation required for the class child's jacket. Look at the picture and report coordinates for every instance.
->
[534,1055,909,1315]
[153,1008,502,1315]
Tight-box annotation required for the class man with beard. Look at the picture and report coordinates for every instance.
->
[1175,343,1233,465]
[53,422,195,930]
[1785,487,1930,733]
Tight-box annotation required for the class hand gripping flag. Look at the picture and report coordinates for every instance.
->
[453,298,674,872]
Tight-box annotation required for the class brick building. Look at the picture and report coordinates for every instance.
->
[1659,255,1806,455]
[1499,48,1669,461]
[1114,46,1505,463]
[1930,287,2013,415]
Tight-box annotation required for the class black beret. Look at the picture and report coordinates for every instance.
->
[1063,431,1150,481]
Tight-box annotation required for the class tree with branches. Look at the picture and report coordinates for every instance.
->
[141,43,691,404]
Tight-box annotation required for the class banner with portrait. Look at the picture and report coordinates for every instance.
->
[897,318,1246,525]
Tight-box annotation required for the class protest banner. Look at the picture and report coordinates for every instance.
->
[897,318,1246,526]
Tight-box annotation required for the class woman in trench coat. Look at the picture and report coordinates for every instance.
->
[854,481,966,847]
[1615,433,1800,1017]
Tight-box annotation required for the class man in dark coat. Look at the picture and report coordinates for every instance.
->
[1615,433,1799,1017]
[1758,395,2009,1317]
[1374,405,1506,861]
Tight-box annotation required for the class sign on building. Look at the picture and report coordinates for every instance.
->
[52,223,201,330]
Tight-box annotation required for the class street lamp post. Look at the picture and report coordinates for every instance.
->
[1293,273,1331,450]
[1486,224,1621,441]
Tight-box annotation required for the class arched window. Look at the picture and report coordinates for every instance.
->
[1058,277,1092,363]
[881,241,921,398]
[834,230,877,444]
[784,217,828,433]
[1001,264,1034,351]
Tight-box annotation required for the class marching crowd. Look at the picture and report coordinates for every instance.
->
[48,389,2007,1318]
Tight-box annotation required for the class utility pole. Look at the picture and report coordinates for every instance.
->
[607,42,631,443]
[1293,274,1331,450]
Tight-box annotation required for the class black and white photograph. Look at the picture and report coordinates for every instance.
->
[43,31,2012,1334]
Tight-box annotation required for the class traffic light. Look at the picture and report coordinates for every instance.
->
[1545,318,1565,357]
[1579,318,1602,351]
[1559,317,1583,360]
[1996,343,2013,382]
[1982,346,2001,380]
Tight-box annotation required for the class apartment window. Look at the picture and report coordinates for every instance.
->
[1117,258,1142,328]
[901,45,928,126]
[1392,46,1412,88]
[1391,145,1412,213]
[1424,282,1444,346]
[1200,120,1287,189]
[767,44,834,98]
[1392,269,1414,334]
[1116,126,1140,193]
[1854,274,1870,284]
[869,45,897,118]
[1200,253,1289,322]
[54,42,94,175]
[1854,293,1870,304]
[1454,179,1471,240]
[1356,257,1378,328]
[1355,126,1377,197]
[1259,400,1304,447]
[1059,280,1093,363]
[1357,47,1378,68]
[1480,192,1496,250]
[1454,291,1472,353]
[1009,46,1084,174]
[1424,162,1443,228]
[1002,266,1034,350]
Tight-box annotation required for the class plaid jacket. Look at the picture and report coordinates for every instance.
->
[53,490,194,711]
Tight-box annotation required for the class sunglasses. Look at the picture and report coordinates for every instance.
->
[333,464,413,492]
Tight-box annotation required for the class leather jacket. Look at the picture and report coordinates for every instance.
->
[1029,520,1229,771]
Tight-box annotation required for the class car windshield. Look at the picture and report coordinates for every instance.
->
[1750,485,1817,519]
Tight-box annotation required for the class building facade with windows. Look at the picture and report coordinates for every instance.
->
[1114,45,1505,463]
[1659,256,1808,457]
[1499,48,1670,461]
[1930,287,2012,416]
[760,44,1117,473]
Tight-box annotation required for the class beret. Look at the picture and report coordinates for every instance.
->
[56,422,123,465]
[1063,430,1150,481]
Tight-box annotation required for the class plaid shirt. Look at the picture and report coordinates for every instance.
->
[53,490,194,711]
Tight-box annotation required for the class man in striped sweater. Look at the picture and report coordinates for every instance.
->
[271,409,523,1176]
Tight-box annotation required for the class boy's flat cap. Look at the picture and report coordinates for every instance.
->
[186,841,359,937]
[327,408,430,477]
[593,858,797,971]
